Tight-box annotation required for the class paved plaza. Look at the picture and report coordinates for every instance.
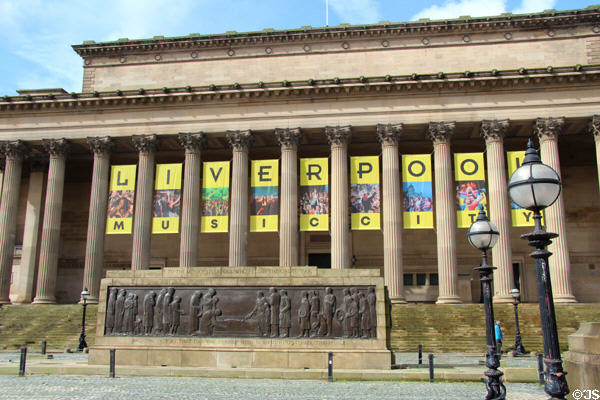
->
[0,375,547,399]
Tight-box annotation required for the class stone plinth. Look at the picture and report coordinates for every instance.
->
[89,267,392,370]
[564,322,600,390]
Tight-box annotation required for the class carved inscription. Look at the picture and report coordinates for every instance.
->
[104,286,377,339]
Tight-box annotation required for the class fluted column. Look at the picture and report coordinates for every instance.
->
[535,118,577,303]
[326,126,352,270]
[0,141,27,304]
[227,130,253,267]
[12,160,46,303]
[481,120,514,303]
[429,122,461,304]
[178,132,206,267]
[275,128,301,267]
[131,134,158,270]
[82,137,113,303]
[377,124,406,303]
[33,139,70,304]
[591,116,600,193]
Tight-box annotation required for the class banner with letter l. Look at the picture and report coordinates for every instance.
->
[106,165,137,234]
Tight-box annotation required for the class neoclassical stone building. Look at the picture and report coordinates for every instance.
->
[0,7,599,305]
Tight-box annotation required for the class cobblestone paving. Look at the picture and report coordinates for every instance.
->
[0,376,546,400]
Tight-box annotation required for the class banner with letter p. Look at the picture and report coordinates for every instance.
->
[299,158,329,231]
[250,159,279,232]
[350,156,380,230]
[455,153,487,228]
[106,165,136,234]
[201,161,230,233]
[402,154,434,229]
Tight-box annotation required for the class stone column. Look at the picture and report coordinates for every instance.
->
[226,130,253,267]
[0,141,27,304]
[12,160,46,303]
[481,120,514,303]
[33,139,70,304]
[377,124,406,303]
[178,132,206,267]
[535,118,577,303]
[591,115,600,193]
[428,122,461,304]
[131,135,158,270]
[275,128,301,267]
[82,137,113,303]
[326,126,352,270]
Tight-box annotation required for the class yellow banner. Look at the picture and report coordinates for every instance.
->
[299,158,329,231]
[201,161,230,233]
[152,164,182,234]
[455,153,487,228]
[402,154,434,229]
[106,165,136,234]
[250,160,279,232]
[350,156,380,230]
[507,151,542,227]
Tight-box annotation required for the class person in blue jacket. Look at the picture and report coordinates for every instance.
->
[495,321,503,358]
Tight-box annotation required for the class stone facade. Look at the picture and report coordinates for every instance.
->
[0,8,599,305]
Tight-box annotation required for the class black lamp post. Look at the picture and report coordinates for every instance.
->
[467,206,506,400]
[77,288,89,352]
[508,139,569,399]
[510,288,527,356]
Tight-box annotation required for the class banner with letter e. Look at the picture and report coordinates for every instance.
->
[402,154,434,229]
[106,165,136,234]
[201,161,230,233]
[250,159,279,232]
[455,153,487,228]
[299,158,329,231]
[507,151,542,227]
[350,156,380,230]
[152,163,182,234]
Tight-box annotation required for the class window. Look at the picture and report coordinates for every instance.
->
[403,274,414,286]
[416,273,426,286]
[430,273,439,286]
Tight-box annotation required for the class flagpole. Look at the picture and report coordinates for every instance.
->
[326,0,329,26]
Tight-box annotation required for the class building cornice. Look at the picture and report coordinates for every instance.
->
[1,65,600,113]
[71,7,600,57]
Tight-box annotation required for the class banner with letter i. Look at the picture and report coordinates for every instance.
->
[201,161,230,233]
[106,165,137,234]
[507,151,541,227]
[250,159,279,232]
[350,156,381,230]
[455,153,487,228]
[299,158,329,231]
[152,163,182,234]
[402,154,434,229]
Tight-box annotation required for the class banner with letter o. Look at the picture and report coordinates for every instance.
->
[402,154,434,229]
[454,153,487,228]
[350,156,380,230]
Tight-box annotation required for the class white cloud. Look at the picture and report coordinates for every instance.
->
[512,0,557,14]
[412,0,507,20]
[328,0,382,24]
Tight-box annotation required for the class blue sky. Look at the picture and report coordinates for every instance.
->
[0,0,597,95]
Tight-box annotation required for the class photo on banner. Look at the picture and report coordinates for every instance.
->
[201,161,230,233]
[152,163,182,234]
[454,153,487,228]
[507,151,542,227]
[299,158,329,231]
[401,154,434,229]
[106,165,137,234]
[250,159,279,232]
[350,156,380,230]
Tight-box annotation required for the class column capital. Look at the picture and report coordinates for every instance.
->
[376,123,403,145]
[589,115,600,139]
[226,130,253,151]
[534,117,564,142]
[325,125,352,146]
[274,128,302,149]
[0,140,28,160]
[427,121,456,143]
[178,132,207,152]
[132,134,158,154]
[87,136,114,156]
[480,119,510,142]
[28,157,48,173]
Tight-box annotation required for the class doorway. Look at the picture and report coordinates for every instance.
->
[308,253,331,269]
